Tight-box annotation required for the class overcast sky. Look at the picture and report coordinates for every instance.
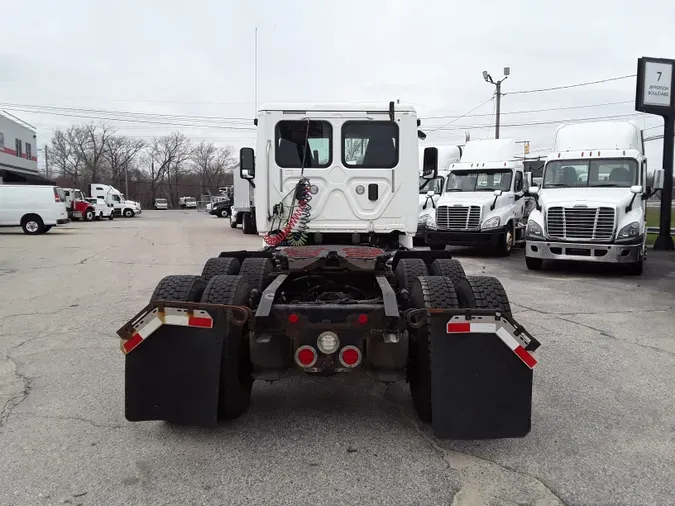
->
[2,0,674,168]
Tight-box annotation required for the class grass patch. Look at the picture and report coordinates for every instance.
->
[646,205,674,245]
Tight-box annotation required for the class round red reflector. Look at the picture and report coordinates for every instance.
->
[288,313,299,324]
[358,314,368,325]
[342,348,360,366]
[297,348,315,366]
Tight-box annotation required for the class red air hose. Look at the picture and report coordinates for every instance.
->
[263,199,306,246]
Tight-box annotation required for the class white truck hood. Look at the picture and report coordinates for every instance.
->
[436,192,496,207]
[539,188,634,208]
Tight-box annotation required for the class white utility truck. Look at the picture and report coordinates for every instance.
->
[118,102,541,440]
[179,196,197,209]
[416,145,463,244]
[524,121,663,275]
[231,166,256,233]
[84,198,115,220]
[425,139,534,255]
[90,184,142,218]
[154,198,169,210]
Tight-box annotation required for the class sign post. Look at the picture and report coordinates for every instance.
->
[636,56,675,250]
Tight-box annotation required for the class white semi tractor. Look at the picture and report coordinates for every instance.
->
[90,183,142,218]
[425,139,534,255]
[118,102,541,440]
[231,165,256,234]
[524,121,664,275]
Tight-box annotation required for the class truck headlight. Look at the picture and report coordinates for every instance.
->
[526,220,544,239]
[616,221,640,241]
[482,216,501,229]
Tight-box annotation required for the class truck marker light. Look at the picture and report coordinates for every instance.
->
[339,346,362,368]
[288,313,299,324]
[357,314,368,325]
[446,319,537,369]
[295,346,318,367]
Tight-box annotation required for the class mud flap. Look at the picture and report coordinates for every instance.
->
[124,308,226,427]
[429,312,534,439]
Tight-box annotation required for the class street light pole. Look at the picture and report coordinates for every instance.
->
[483,67,510,139]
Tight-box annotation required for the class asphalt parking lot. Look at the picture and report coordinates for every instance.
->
[1,210,674,506]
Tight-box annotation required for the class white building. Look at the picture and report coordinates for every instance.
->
[0,112,52,184]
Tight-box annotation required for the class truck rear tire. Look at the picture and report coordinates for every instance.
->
[408,276,459,423]
[242,212,257,235]
[525,257,543,271]
[429,259,466,286]
[395,258,429,293]
[21,215,44,235]
[200,275,254,420]
[454,275,512,317]
[239,257,274,291]
[150,274,207,303]
[201,257,241,282]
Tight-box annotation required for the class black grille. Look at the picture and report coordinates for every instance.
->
[436,205,481,230]
[546,206,615,241]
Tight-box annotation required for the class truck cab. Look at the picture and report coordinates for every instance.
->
[63,188,97,221]
[524,121,662,275]
[425,139,533,255]
[238,102,422,248]
[90,184,142,218]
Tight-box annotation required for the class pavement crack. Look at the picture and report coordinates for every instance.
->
[369,384,566,506]
[0,355,33,428]
[9,412,126,430]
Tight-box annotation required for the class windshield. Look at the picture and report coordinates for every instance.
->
[156,199,167,204]
[446,170,513,192]
[75,190,84,200]
[186,197,196,202]
[543,159,638,188]
[419,176,444,194]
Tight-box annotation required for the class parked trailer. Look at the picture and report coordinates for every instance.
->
[118,102,540,439]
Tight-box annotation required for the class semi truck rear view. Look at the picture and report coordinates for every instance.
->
[117,102,540,440]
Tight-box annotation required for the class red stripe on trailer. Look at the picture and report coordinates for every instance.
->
[123,333,143,353]
[513,345,537,369]
[447,322,471,333]
[188,316,213,328]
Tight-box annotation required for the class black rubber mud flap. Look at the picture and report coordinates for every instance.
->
[429,313,533,439]
[124,308,226,427]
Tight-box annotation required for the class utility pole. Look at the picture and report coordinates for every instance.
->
[482,67,510,139]
[124,160,129,198]
[44,145,50,178]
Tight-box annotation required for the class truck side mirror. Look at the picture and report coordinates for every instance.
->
[493,189,503,197]
[525,173,533,189]
[630,185,643,195]
[528,186,540,195]
[427,190,435,197]
[653,169,665,190]
[422,147,438,179]
[240,147,255,179]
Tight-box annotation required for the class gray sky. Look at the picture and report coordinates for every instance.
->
[1,0,674,168]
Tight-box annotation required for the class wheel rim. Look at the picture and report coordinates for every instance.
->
[26,221,39,233]
[505,229,514,251]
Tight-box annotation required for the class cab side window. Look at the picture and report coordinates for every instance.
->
[514,172,523,192]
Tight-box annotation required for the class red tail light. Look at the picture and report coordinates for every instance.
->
[357,314,368,325]
[339,346,362,368]
[288,313,299,324]
[295,346,317,368]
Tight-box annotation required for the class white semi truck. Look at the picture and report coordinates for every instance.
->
[118,102,541,440]
[524,121,664,275]
[231,166,256,233]
[416,145,463,244]
[425,139,534,255]
[90,183,142,218]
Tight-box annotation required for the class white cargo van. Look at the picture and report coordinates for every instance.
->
[525,121,662,275]
[0,185,70,234]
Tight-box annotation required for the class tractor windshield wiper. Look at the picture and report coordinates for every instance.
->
[591,183,621,187]
[544,183,570,188]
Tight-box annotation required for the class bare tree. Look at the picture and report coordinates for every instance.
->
[147,132,191,205]
[69,122,116,185]
[49,128,86,184]
[105,136,145,190]
[191,142,235,191]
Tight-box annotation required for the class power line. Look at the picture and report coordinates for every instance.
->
[505,74,636,96]
[421,100,633,121]
[427,97,494,133]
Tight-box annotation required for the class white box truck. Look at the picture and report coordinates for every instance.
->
[425,139,534,255]
[231,166,256,234]
[524,121,664,275]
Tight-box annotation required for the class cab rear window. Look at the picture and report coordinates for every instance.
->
[342,121,398,168]
[275,120,332,168]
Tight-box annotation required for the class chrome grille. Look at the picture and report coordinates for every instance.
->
[546,206,615,241]
[436,205,481,230]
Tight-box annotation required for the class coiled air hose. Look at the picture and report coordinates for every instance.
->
[263,178,312,247]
